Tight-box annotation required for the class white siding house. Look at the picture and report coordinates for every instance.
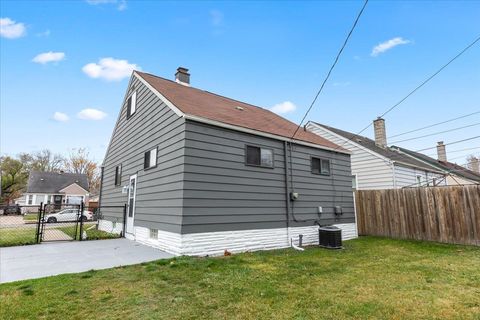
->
[306,119,446,190]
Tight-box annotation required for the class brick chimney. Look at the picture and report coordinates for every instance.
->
[175,67,190,86]
[470,157,480,173]
[436,141,447,162]
[373,117,387,148]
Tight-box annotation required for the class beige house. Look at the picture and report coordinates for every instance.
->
[16,171,89,209]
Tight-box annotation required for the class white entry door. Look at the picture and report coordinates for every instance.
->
[126,175,137,235]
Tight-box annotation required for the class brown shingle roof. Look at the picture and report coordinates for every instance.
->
[136,71,346,152]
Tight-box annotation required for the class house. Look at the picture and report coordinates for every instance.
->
[16,171,89,209]
[306,118,447,190]
[99,67,357,256]
[392,142,480,185]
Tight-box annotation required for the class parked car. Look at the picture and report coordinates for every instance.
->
[44,208,93,223]
[2,205,22,215]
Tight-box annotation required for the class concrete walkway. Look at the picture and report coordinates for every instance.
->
[0,239,173,283]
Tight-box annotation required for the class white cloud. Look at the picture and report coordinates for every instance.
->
[270,101,297,114]
[77,108,107,120]
[0,17,26,39]
[371,37,411,57]
[86,0,127,11]
[82,57,139,81]
[32,51,65,64]
[52,112,69,122]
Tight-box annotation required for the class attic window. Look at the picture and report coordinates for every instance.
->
[126,91,137,119]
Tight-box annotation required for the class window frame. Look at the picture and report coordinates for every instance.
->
[244,144,274,168]
[144,147,158,170]
[126,91,137,119]
[114,165,122,186]
[311,156,331,176]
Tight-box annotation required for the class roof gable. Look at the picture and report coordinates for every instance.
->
[393,146,480,183]
[311,121,444,172]
[134,71,347,153]
[26,172,89,193]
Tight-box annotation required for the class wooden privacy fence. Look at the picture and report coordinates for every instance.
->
[355,185,480,246]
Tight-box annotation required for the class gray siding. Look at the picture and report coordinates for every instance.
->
[182,121,355,234]
[100,76,186,233]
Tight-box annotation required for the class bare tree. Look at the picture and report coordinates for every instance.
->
[19,149,64,173]
[63,148,100,194]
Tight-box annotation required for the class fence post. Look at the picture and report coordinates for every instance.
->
[79,202,84,241]
[122,204,127,237]
[35,203,43,244]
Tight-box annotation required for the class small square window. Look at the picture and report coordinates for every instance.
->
[246,145,274,168]
[149,228,158,239]
[312,157,330,175]
[126,91,137,119]
[144,147,158,169]
[114,165,122,186]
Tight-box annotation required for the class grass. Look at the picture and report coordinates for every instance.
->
[1,237,479,320]
[56,223,120,240]
[0,228,36,247]
[23,214,39,222]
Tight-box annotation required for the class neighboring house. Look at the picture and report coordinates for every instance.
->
[99,67,357,256]
[306,118,447,190]
[16,171,89,209]
[392,142,480,185]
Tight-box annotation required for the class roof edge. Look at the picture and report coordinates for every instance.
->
[186,115,351,154]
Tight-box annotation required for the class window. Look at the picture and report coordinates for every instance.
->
[144,147,158,169]
[245,145,274,167]
[27,195,33,205]
[149,228,158,239]
[114,165,122,186]
[126,91,137,119]
[311,157,330,175]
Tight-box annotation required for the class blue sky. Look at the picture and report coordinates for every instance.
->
[1,0,479,164]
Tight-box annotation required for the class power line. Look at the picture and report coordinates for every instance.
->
[426,146,480,156]
[390,122,480,144]
[330,35,480,152]
[415,135,480,152]
[388,110,480,139]
[291,0,369,141]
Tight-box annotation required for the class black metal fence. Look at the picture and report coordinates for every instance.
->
[0,203,126,247]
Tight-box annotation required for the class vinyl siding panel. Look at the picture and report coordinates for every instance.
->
[394,164,446,187]
[182,121,355,234]
[100,76,186,233]
[307,123,394,189]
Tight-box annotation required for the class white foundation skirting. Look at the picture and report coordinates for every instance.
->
[98,219,123,235]
[100,220,357,256]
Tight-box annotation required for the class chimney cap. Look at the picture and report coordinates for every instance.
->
[176,67,189,74]
[437,141,444,145]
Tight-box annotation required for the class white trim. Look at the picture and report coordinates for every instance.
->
[127,223,358,257]
[186,114,351,154]
[133,71,184,117]
[126,174,137,236]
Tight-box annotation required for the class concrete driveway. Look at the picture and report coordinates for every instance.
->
[0,239,173,283]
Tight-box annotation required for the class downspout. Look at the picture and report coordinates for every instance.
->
[283,141,291,247]
[391,161,397,188]
[98,166,105,209]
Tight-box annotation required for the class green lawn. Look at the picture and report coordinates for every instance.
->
[0,228,36,247]
[1,237,479,320]
[23,214,39,222]
[56,223,120,240]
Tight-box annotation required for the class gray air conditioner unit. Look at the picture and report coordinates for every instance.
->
[318,226,342,249]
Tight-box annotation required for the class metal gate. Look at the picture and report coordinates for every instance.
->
[36,203,85,243]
